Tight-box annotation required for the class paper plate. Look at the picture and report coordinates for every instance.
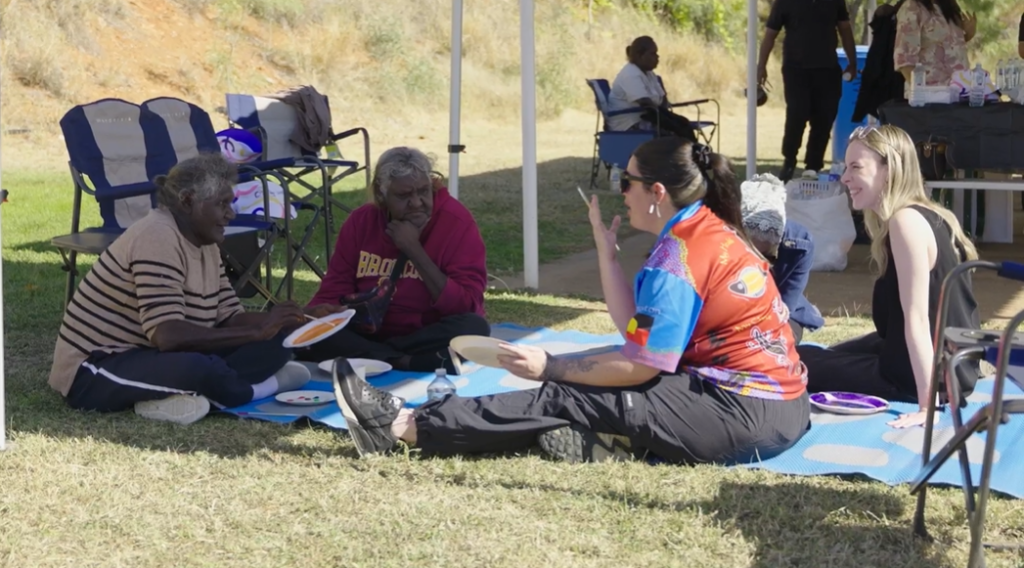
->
[810,391,890,415]
[450,335,507,368]
[317,358,393,377]
[282,309,355,348]
[274,390,336,406]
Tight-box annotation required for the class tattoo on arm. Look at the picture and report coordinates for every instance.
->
[540,353,598,382]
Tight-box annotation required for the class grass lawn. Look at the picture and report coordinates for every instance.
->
[1,167,1023,568]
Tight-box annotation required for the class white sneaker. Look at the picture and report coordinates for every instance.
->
[135,394,211,425]
[801,169,818,180]
[275,361,312,392]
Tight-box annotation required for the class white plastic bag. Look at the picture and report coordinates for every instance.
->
[785,181,856,272]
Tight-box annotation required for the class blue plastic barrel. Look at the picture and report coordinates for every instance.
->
[832,45,871,163]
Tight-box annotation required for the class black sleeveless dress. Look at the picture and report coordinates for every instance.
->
[797,205,981,402]
[872,205,981,398]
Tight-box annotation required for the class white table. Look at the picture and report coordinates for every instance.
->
[924,179,1024,244]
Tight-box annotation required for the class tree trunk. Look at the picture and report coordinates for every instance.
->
[863,0,877,44]
[848,0,864,42]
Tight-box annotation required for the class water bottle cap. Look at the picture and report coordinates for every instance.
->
[435,368,447,375]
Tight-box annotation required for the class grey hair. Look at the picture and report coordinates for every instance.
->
[154,153,236,208]
[373,147,435,197]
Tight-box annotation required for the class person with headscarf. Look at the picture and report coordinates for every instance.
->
[740,174,824,343]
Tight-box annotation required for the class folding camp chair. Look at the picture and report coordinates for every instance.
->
[585,78,719,190]
[657,76,719,150]
[225,93,370,268]
[142,96,311,302]
[51,98,174,306]
[585,78,655,190]
[911,259,1024,568]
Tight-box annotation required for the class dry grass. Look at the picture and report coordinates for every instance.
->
[0,0,772,135]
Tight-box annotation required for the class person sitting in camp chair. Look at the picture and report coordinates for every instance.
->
[48,154,328,425]
[740,174,824,343]
[296,147,490,374]
[606,36,698,143]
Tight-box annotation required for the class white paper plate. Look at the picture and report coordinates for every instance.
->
[282,309,355,348]
[274,390,336,406]
[450,335,507,368]
[317,358,393,377]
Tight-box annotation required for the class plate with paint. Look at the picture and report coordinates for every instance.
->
[450,335,510,368]
[282,309,356,348]
[317,358,393,377]
[274,390,336,406]
[810,391,890,415]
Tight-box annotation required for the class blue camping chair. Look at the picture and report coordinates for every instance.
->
[912,260,1024,567]
[142,97,322,301]
[585,78,719,189]
[225,93,370,267]
[52,98,175,306]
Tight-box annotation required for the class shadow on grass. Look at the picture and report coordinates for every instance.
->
[437,473,950,568]
[699,481,946,568]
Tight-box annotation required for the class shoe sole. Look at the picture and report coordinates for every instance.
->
[538,425,633,463]
[331,358,377,457]
[447,346,465,375]
[135,395,210,425]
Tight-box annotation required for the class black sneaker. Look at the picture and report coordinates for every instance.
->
[332,358,405,457]
[537,424,635,463]
[778,162,796,183]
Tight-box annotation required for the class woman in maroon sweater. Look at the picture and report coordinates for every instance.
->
[296,147,489,373]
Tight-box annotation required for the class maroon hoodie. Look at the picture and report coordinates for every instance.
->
[307,187,487,339]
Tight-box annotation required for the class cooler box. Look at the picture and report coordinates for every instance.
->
[832,46,870,163]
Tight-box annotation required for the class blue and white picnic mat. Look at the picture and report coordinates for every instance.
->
[222,324,1024,497]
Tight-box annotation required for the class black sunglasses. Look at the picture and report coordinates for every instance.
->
[619,172,657,194]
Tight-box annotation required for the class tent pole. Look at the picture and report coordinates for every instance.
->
[448,0,465,199]
[746,0,758,180]
[520,0,538,289]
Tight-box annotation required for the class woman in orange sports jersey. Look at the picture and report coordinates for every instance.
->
[331,137,811,464]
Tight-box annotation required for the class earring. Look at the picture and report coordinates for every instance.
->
[648,203,655,215]
[656,205,661,218]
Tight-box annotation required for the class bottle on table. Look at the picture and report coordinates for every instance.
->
[969,63,986,108]
[909,64,926,107]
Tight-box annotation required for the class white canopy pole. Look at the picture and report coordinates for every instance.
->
[520,0,539,289]
[746,0,758,180]
[448,0,465,199]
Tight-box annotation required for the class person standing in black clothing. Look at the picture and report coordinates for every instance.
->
[796,125,982,429]
[758,0,859,182]
[1018,12,1023,58]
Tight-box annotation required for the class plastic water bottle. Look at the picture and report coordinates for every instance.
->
[909,64,926,107]
[608,164,622,192]
[912,64,926,88]
[969,64,985,108]
[426,368,456,401]
[828,162,844,182]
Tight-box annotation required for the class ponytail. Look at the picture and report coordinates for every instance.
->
[691,144,746,237]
